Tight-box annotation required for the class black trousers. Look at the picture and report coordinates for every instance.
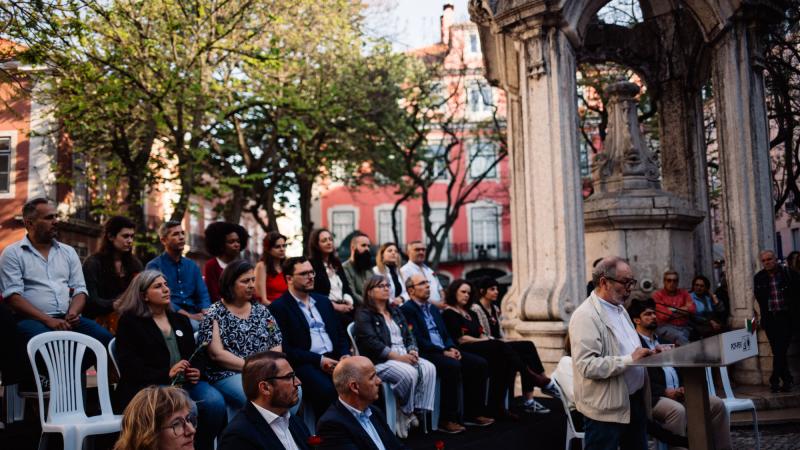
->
[459,339,514,415]
[421,349,488,422]
[764,312,793,386]
[505,340,545,392]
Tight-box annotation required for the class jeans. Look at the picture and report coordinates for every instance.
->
[16,316,113,347]
[294,363,338,418]
[583,389,648,450]
[184,381,227,450]
[211,373,246,411]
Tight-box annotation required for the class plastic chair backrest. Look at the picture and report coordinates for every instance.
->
[705,367,717,396]
[552,378,579,434]
[26,331,114,425]
[346,323,360,356]
[719,366,736,399]
[108,338,120,375]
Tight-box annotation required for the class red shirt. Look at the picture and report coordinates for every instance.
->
[265,271,288,303]
[653,288,695,327]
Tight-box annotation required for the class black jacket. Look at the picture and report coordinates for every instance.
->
[268,291,351,367]
[400,300,455,354]
[218,402,311,450]
[310,258,355,300]
[754,266,800,315]
[317,400,408,450]
[114,311,204,411]
[639,335,679,405]
[353,307,417,363]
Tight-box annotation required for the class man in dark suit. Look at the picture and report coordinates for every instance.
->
[219,351,311,450]
[269,256,352,417]
[317,356,408,450]
[400,274,492,433]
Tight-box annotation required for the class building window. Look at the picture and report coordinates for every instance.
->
[469,33,480,54]
[470,206,499,258]
[0,137,11,194]
[792,228,800,251]
[331,210,356,246]
[427,207,450,260]
[468,141,498,179]
[424,144,450,181]
[377,208,403,247]
[467,82,493,115]
[777,232,784,260]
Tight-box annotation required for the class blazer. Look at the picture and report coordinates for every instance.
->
[639,335,680,405]
[310,258,355,300]
[353,306,417,363]
[268,291,351,367]
[218,402,311,450]
[399,299,455,354]
[114,311,204,411]
[317,400,408,450]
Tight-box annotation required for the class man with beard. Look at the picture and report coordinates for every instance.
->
[0,198,112,352]
[219,351,311,450]
[342,232,373,306]
[269,257,351,418]
[628,299,731,450]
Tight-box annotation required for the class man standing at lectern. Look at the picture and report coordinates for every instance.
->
[569,256,653,450]
[754,249,798,392]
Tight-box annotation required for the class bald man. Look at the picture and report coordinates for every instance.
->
[316,356,408,450]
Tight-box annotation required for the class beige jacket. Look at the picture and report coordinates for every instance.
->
[568,291,651,424]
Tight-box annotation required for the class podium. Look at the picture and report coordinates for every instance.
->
[630,328,758,450]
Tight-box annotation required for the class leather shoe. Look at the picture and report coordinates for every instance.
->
[438,421,465,434]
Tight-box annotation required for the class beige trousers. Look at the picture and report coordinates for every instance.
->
[652,395,731,450]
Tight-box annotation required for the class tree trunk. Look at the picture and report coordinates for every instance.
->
[297,174,315,253]
[223,186,245,224]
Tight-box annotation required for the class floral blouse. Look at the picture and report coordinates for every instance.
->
[198,301,282,383]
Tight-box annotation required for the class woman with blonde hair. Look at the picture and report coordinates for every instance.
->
[372,242,407,305]
[114,385,196,450]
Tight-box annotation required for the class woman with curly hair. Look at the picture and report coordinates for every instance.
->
[203,222,249,303]
[114,385,196,450]
[255,231,288,303]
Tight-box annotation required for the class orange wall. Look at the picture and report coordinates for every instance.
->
[0,79,31,253]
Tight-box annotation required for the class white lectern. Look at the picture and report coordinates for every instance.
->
[631,328,758,450]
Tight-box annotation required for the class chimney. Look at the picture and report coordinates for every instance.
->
[440,4,455,45]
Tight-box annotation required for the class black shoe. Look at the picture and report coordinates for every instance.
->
[770,384,781,393]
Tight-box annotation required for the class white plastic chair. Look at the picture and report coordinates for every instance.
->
[705,366,760,449]
[347,322,398,434]
[551,378,583,450]
[27,331,122,450]
[107,338,120,376]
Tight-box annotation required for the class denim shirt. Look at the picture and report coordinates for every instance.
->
[413,300,445,349]
[146,253,210,313]
[0,236,88,316]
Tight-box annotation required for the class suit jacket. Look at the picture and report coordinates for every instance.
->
[353,307,417,364]
[400,299,455,354]
[114,311,204,411]
[638,335,680,404]
[218,402,311,450]
[268,291,351,367]
[310,258,355,300]
[317,400,408,450]
[754,267,799,315]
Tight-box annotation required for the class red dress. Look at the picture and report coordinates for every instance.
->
[203,258,224,303]
[265,271,288,303]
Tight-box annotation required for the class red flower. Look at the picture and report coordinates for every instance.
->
[435,440,445,449]
[307,435,323,446]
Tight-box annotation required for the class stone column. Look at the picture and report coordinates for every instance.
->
[504,26,586,369]
[711,20,774,384]
[658,80,715,280]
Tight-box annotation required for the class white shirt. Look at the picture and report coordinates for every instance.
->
[216,257,229,270]
[400,261,443,304]
[251,402,300,450]
[597,296,645,394]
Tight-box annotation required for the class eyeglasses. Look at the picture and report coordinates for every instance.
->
[604,277,638,289]
[412,280,430,287]
[373,283,390,289]
[264,372,297,383]
[294,270,316,278]
[163,413,197,437]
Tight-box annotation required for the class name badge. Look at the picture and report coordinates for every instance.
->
[175,330,184,337]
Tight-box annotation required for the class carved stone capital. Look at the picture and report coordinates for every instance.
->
[523,32,548,80]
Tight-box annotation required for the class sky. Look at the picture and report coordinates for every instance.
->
[363,0,471,50]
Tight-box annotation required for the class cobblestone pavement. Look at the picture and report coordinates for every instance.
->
[648,424,800,450]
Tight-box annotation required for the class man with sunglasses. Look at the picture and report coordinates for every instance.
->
[569,256,653,450]
[219,351,311,450]
[653,270,695,346]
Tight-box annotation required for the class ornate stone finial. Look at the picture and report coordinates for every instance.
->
[592,80,660,193]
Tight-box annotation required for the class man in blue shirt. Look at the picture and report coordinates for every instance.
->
[146,220,210,330]
[0,198,112,350]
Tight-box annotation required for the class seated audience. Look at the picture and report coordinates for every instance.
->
[114,385,196,450]
[317,356,409,450]
[203,222,248,303]
[400,242,444,306]
[147,220,211,331]
[373,243,407,305]
[400,274,492,433]
[689,275,726,338]
[628,299,731,450]
[308,228,355,316]
[1,198,112,351]
[218,351,311,450]
[653,270,695,345]
[82,215,143,332]
[198,260,283,411]
[354,275,436,437]
[255,231,289,303]
[114,270,225,450]
[442,279,520,420]
[470,276,556,412]
[342,232,374,306]
[269,256,352,418]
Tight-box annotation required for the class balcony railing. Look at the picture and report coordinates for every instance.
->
[436,241,511,263]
